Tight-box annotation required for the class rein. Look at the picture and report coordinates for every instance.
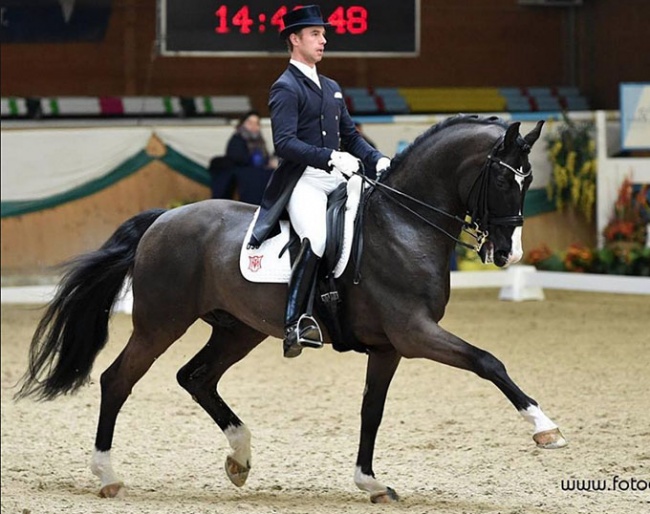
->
[359,174,484,251]
[350,170,486,285]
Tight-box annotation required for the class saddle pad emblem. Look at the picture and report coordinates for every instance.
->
[248,255,263,272]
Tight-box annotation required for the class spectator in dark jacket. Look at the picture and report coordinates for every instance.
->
[209,110,277,204]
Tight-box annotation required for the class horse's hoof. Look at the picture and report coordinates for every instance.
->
[370,487,399,503]
[225,455,250,487]
[98,481,125,498]
[533,428,568,449]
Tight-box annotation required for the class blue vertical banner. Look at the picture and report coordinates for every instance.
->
[0,0,112,43]
[620,83,650,151]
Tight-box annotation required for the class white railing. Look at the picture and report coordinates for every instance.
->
[4,266,648,315]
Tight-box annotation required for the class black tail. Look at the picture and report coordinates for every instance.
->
[14,208,167,401]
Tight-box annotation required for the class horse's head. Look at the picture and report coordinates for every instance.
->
[475,120,544,267]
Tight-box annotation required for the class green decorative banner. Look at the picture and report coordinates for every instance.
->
[524,188,556,217]
[1,151,153,218]
[1,140,555,219]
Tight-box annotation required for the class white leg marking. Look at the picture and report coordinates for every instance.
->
[354,466,387,494]
[224,424,252,467]
[520,405,558,434]
[90,449,120,487]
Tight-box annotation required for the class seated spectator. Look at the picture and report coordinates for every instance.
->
[209,110,277,205]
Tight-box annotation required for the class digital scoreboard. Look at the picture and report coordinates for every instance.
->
[158,1,419,56]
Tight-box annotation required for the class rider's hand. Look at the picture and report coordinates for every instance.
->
[376,157,391,175]
[329,151,360,177]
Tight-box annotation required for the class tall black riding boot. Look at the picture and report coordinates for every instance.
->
[283,238,322,358]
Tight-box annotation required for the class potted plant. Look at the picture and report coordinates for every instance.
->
[545,112,597,221]
[602,178,649,252]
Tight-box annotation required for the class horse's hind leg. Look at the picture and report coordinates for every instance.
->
[91,328,179,498]
[176,317,266,488]
[389,318,567,449]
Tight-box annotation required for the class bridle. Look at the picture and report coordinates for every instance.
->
[355,135,531,253]
[465,140,532,238]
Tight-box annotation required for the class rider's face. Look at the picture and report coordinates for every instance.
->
[291,26,327,66]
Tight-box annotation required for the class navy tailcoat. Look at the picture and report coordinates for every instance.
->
[249,64,383,247]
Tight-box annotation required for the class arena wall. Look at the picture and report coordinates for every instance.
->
[1,118,598,280]
[1,0,647,111]
[1,161,210,280]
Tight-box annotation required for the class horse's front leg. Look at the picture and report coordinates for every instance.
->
[354,346,402,503]
[388,314,567,449]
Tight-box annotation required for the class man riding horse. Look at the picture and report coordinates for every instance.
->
[248,5,391,358]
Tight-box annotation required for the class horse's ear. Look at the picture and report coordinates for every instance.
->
[523,120,545,147]
[502,122,521,150]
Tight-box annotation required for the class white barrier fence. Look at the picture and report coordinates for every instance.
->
[3,266,648,314]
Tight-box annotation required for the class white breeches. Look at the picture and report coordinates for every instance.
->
[286,166,347,257]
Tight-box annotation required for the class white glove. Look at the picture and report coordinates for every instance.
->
[376,157,391,175]
[328,151,360,177]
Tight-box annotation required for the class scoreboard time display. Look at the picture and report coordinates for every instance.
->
[158,1,419,56]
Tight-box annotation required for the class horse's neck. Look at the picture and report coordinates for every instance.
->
[364,189,458,273]
[384,155,466,221]
[364,130,490,270]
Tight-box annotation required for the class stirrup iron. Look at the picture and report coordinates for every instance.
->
[295,314,323,348]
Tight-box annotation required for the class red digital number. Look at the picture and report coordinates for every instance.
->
[346,6,367,35]
[216,4,369,37]
[214,5,229,34]
[327,6,347,34]
[270,6,288,32]
[326,6,368,35]
[232,6,254,34]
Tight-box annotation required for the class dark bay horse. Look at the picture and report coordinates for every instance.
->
[16,115,566,503]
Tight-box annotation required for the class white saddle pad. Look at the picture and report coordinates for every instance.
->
[240,175,364,283]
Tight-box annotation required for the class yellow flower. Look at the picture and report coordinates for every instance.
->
[545,114,597,221]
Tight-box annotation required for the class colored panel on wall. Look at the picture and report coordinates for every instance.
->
[0,0,112,43]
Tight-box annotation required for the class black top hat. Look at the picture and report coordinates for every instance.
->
[280,5,331,39]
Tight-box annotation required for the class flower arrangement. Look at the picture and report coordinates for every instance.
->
[524,243,650,276]
[602,178,649,246]
[525,243,565,271]
[519,178,650,276]
[563,243,594,272]
[545,113,597,221]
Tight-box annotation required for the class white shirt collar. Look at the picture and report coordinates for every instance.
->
[290,59,321,89]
